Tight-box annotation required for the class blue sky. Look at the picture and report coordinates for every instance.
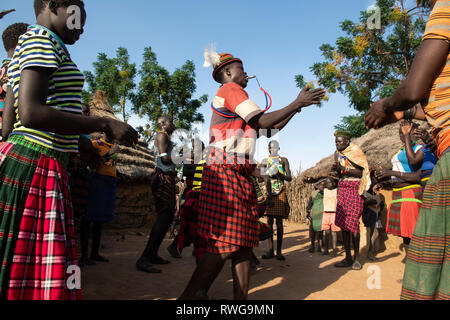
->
[1,0,386,173]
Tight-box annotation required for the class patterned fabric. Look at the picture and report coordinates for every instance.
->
[151,167,177,215]
[197,147,259,248]
[0,58,11,113]
[212,53,242,81]
[401,151,450,300]
[206,238,240,255]
[335,180,364,233]
[311,191,324,232]
[257,221,273,241]
[267,156,286,195]
[422,0,450,157]
[68,163,90,217]
[192,159,206,191]
[209,82,262,156]
[265,187,290,219]
[0,139,80,300]
[337,144,371,195]
[175,190,208,261]
[251,176,267,205]
[7,25,84,153]
[391,143,423,182]
[386,185,423,238]
[92,139,117,178]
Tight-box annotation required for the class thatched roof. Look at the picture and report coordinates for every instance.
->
[299,121,430,183]
[88,90,156,182]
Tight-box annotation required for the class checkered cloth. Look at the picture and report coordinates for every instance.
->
[0,138,80,300]
[335,180,364,233]
[207,239,240,254]
[197,148,259,253]
[265,187,290,219]
[176,190,208,261]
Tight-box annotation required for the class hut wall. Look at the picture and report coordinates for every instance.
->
[107,181,156,229]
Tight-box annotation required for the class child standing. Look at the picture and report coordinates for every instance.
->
[321,177,341,256]
[81,137,118,265]
[307,180,325,253]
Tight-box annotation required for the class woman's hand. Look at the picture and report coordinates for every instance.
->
[105,118,139,147]
[375,169,393,181]
[400,120,413,136]
[364,98,398,129]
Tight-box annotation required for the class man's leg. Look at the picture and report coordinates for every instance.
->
[351,231,362,270]
[262,216,275,259]
[334,230,352,267]
[275,218,285,260]
[367,226,375,261]
[231,247,252,300]
[309,224,316,253]
[323,229,330,255]
[331,231,338,256]
[143,205,175,264]
[79,219,95,266]
[316,231,323,253]
[91,222,109,262]
[178,251,230,300]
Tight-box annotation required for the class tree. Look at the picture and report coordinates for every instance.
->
[83,47,136,123]
[131,47,207,143]
[295,0,431,137]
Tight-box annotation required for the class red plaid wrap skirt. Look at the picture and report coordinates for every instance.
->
[0,137,80,300]
[176,190,208,261]
[197,148,259,253]
[335,180,364,233]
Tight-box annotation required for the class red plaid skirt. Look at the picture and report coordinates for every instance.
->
[0,138,80,300]
[176,190,208,261]
[335,180,364,233]
[197,148,259,250]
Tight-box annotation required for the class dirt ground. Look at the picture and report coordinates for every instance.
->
[81,220,406,300]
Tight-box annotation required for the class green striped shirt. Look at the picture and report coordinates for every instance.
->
[7,25,84,153]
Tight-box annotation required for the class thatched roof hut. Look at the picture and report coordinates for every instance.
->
[286,120,430,252]
[88,90,156,181]
[286,120,429,223]
[88,90,157,229]
[299,121,430,184]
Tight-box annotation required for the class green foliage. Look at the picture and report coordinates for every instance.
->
[131,47,206,142]
[296,0,430,137]
[334,113,368,138]
[83,47,137,123]
[83,47,206,143]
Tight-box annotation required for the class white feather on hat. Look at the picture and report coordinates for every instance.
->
[203,44,220,68]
